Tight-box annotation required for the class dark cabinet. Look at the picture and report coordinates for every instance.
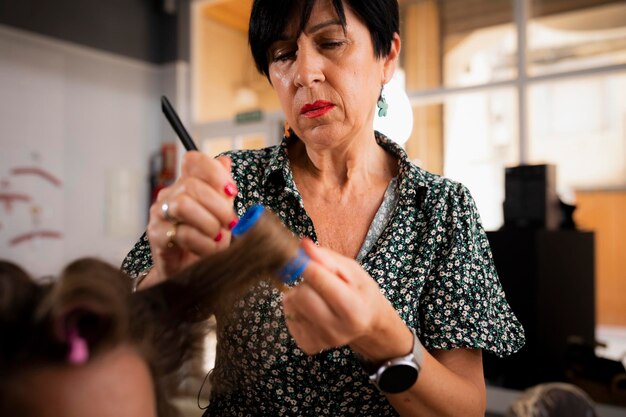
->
[483,230,595,389]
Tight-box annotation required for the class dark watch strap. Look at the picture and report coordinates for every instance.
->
[357,354,380,375]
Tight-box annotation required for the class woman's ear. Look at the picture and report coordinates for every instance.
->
[382,33,401,84]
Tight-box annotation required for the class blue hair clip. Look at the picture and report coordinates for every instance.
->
[277,248,310,284]
[231,204,265,237]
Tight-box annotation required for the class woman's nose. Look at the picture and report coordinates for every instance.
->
[293,46,325,88]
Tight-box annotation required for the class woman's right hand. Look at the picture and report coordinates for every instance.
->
[146,152,239,284]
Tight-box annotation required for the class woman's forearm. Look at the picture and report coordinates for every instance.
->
[351,303,486,417]
[385,349,486,417]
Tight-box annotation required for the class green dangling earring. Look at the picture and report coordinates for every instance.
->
[377,87,388,117]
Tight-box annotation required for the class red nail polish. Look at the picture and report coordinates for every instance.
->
[228,219,238,230]
[215,231,223,242]
[224,183,238,197]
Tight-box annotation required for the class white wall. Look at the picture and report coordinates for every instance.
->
[0,25,178,278]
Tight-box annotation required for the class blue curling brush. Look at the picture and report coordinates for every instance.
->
[232,204,309,285]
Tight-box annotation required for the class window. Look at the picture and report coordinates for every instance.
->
[401,0,626,230]
[529,2,626,75]
[529,72,626,191]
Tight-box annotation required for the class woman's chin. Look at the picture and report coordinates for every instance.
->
[298,123,346,145]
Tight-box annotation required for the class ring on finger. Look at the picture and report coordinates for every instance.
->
[166,224,178,248]
[161,201,180,224]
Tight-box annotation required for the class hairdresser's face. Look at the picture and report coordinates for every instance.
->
[268,0,397,149]
[18,346,157,417]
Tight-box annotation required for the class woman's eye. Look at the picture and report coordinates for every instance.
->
[273,50,296,62]
[320,41,345,50]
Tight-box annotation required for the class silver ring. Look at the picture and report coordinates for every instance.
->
[161,201,179,224]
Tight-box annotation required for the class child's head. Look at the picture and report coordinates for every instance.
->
[1,207,302,416]
[8,344,157,417]
[0,259,165,417]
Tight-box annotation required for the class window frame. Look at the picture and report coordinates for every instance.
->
[405,0,626,164]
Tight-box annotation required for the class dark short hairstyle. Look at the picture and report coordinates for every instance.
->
[249,0,400,78]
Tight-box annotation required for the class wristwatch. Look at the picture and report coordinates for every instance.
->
[359,329,423,394]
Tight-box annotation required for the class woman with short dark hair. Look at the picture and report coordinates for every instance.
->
[123,0,525,415]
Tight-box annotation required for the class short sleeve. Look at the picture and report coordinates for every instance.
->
[121,232,153,278]
[419,182,525,357]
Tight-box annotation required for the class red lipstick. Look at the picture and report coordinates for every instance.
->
[300,100,335,118]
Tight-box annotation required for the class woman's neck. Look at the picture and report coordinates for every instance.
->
[289,132,397,196]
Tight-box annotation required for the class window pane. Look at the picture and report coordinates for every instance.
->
[528,72,626,191]
[192,0,279,124]
[401,0,517,90]
[529,2,626,76]
[409,89,519,230]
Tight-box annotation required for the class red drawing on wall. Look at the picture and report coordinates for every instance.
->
[0,192,32,213]
[7,204,64,246]
[11,166,63,187]
[0,178,31,213]
[1,153,64,247]
[9,230,64,246]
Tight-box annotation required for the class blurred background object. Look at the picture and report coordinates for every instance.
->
[506,382,599,417]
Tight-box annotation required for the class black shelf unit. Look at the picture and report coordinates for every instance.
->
[484,229,595,389]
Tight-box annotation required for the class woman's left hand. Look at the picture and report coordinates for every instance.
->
[282,239,412,360]
[284,240,487,417]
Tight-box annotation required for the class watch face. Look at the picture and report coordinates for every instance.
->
[378,363,419,394]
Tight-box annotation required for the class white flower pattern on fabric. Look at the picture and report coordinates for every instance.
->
[122,131,525,417]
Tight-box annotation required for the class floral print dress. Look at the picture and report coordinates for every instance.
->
[122,131,525,416]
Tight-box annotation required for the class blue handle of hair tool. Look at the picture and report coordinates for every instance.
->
[232,204,309,284]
